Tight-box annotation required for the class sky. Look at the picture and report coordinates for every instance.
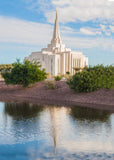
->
[0,0,114,65]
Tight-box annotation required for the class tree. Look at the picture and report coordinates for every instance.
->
[1,60,46,87]
[0,64,13,72]
[67,65,114,92]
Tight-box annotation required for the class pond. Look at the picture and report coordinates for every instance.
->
[0,102,114,160]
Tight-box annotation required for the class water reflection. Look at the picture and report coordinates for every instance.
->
[70,106,110,122]
[4,102,43,119]
[0,102,114,159]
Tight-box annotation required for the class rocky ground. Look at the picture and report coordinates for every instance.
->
[0,80,114,112]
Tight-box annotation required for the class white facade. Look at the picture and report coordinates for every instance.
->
[26,10,88,76]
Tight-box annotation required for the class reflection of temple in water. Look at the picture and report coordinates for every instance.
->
[49,106,71,154]
[4,102,113,153]
[49,107,58,154]
[48,106,111,153]
[5,103,71,154]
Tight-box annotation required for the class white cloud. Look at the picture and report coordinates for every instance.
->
[99,24,113,36]
[109,25,114,32]
[24,0,54,14]
[80,28,101,36]
[63,36,114,51]
[23,0,114,24]
[0,16,114,52]
[105,32,111,36]
[0,16,53,45]
[100,24,106,32]
[47,0,114,23]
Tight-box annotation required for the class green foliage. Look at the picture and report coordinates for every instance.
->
[0,64,13,72]
[54,75,62,81]
[44,80,57,89]
[70,106,110,122]
[1,60,46,87]
[66,71,70,75]
[73,67,81,72]
[67,65,114,93]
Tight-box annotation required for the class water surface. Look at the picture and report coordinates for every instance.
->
[0,102,114,160]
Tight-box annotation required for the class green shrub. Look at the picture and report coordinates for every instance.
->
[0,64,13,72]
[1,60,46,87]
[67,65,114,92]
[54,75,62,81]
[44,80,57,89]
[66,71,70,75]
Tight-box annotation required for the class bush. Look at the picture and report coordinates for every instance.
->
[1,60,46,87]
[54,75,62,81]
[67,65,114,93]
[0,64,13,72]
[66,71,70,75]
[44,80,57,89]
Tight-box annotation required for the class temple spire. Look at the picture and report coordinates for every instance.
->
[51,9,61,44]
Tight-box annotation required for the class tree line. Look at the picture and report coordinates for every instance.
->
[1,61,114,92]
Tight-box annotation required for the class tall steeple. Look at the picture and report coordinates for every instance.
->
[51,9,61,45]
[46,8,67,53]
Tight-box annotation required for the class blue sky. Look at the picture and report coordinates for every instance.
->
[0,0,114,65]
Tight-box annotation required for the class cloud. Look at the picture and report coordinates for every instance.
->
[22,0,114,24]
[109,25,114,32]
[0,15,53,45]
[99,24,114,36]
[105,32,111,36]
[100,24,106,32]
[80,28,101,36]
[0,16,114,52]
[46,0,114,23]
[24,0,54,14]
[63,36,114,51]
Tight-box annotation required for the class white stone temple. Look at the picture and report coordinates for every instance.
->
[26,9,88,76]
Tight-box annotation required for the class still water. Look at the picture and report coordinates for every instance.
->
[0,102,114,160]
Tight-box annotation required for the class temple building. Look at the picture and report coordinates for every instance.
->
[26,10,88,76]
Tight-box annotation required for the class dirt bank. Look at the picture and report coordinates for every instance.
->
[0,81,114,112]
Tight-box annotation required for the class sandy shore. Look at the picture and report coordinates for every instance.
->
[0,81,114,112]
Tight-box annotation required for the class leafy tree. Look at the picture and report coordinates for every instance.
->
[0,64,13,72]
[67,65,114,92]
[1,60,46,87]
